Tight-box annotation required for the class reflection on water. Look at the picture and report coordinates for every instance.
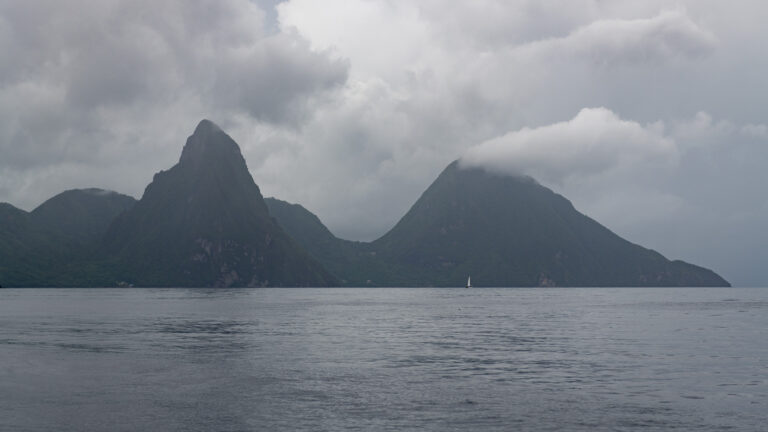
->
[1,288,767,431]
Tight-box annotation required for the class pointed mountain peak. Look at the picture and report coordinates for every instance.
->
[180,119,244,168]
[193,118,223,135]
[99,119,336,287]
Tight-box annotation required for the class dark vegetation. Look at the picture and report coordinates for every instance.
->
[0,190,136,286]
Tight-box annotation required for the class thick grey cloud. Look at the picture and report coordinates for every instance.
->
[210,33,348,125]
[0,0,346,207]
[526,10,716,66]
[1,0,767,285]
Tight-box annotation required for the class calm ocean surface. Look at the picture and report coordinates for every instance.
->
[1,288,766,431]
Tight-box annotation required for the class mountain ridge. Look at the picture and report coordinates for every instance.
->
[0,120,729,287]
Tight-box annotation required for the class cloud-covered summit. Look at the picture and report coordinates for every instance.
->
[461,108,676,184]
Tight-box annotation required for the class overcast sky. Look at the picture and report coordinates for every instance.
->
[1,1,766,285]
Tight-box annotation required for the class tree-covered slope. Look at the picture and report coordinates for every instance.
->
[0,203,41,286]
[31,189,137,241]
[264,198,386,285]
[0,190,136,286]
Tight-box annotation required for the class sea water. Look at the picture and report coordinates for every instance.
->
[1,288,766,431]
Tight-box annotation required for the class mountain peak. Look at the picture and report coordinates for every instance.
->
[179,119,245,170]
[365,159,729,287]
[193,118,222,135]
[98,120,336,287]
[454,158,539,186]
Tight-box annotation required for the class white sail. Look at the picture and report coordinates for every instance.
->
[466,276,471,288]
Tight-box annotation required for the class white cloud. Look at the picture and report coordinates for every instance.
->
[278,0,433,80]
[741,123,768,138]
[672,111,735,142]
[461,107,676,184]
[522,10,717,66]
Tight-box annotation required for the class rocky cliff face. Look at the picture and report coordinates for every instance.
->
[100,120,336,287]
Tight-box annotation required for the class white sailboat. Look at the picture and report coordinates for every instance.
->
[465,275,472,288]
